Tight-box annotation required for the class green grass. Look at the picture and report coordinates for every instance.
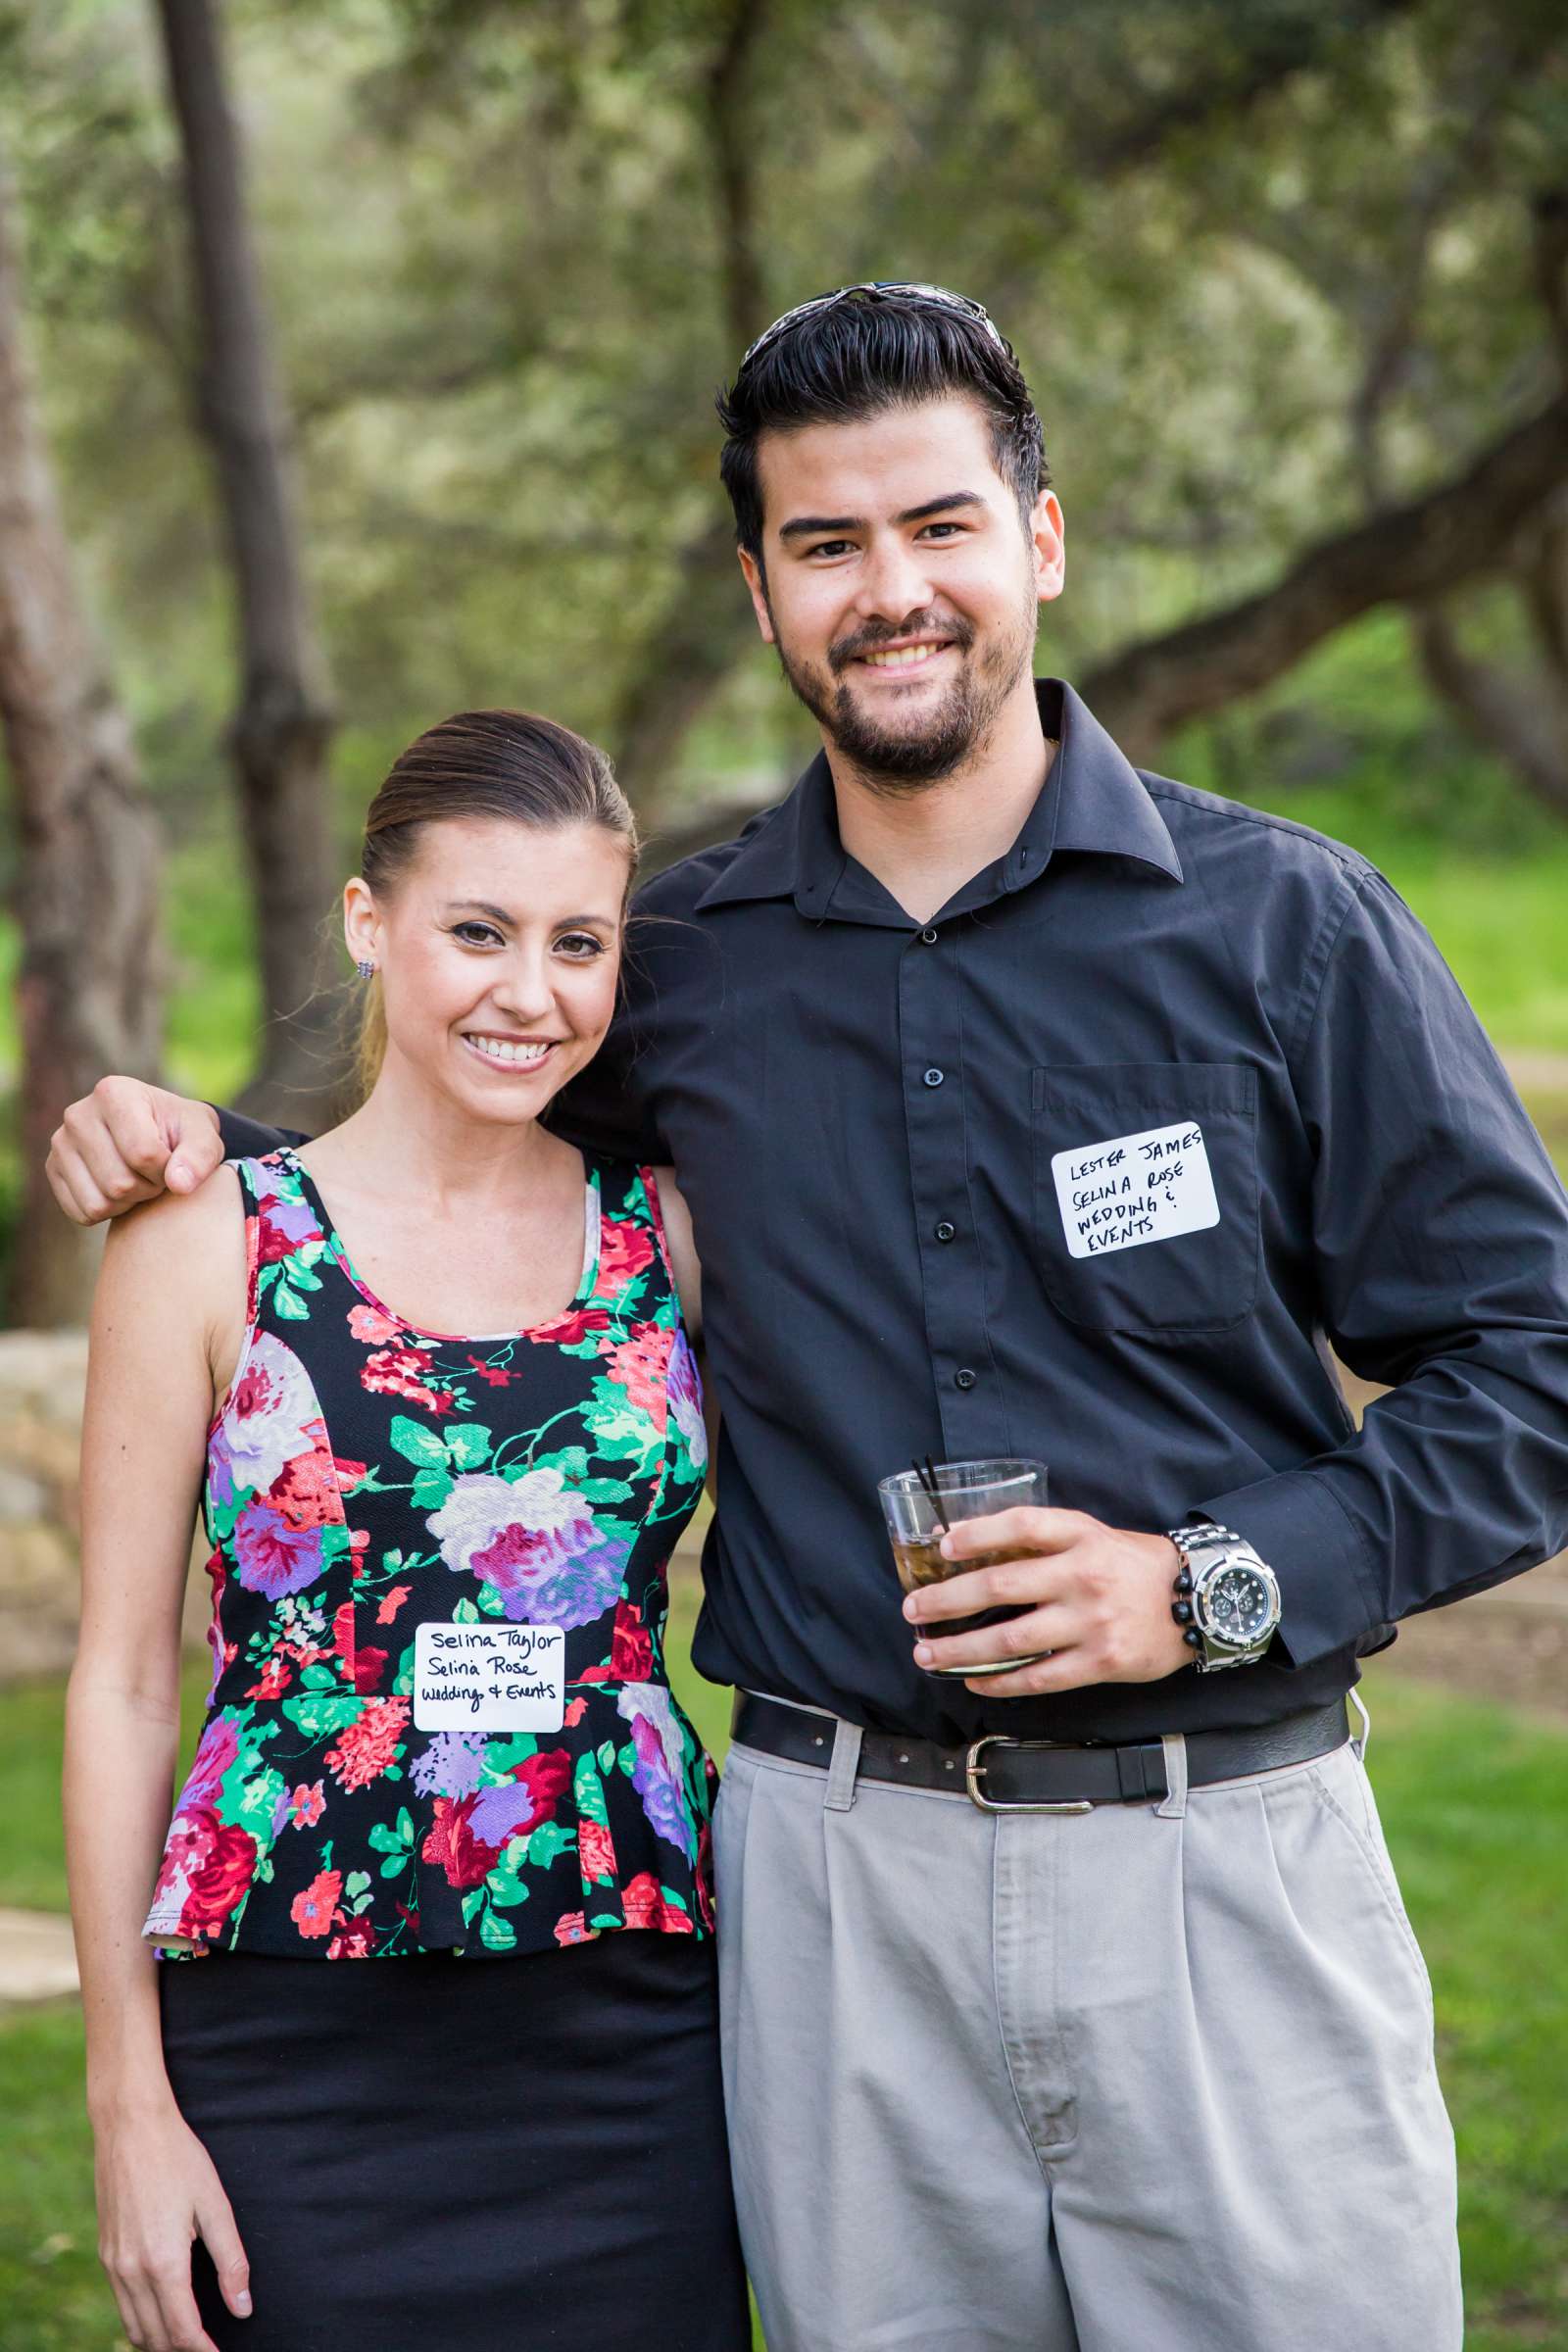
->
[0,1678,94,1914]
[1353,1671,1568,2351]
[3,1642,1564,2347]
[1310,833,1568,1058]
[1414,858,1568,1057]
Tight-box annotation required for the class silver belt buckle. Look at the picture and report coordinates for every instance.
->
[964,1735,1095,1816]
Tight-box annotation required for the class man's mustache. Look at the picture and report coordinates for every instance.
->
[829,615,974,674]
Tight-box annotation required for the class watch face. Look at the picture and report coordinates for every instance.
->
[1203,1565,1273,1644]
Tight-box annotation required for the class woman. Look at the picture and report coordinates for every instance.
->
[66,711,752,2352]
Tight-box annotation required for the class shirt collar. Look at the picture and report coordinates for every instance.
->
[695,677,1183,916]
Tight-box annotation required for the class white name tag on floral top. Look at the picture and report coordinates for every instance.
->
[413,1622,565,1733]
[1052,1119,1220,1259]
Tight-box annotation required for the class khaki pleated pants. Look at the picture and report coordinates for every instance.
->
[713,1707,1461,2352]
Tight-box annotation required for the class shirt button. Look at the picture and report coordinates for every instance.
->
[920,927,939,944]
[923,1067,945,1088]
[955,1368,976,1391]
[934,1220,956,1243]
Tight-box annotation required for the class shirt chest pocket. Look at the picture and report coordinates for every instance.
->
[1030,1062,1260,1338]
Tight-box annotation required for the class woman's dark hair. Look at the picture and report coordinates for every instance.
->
[716,291,1050,563]
[354,709,637,1095]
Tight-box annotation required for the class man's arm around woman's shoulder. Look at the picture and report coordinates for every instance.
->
[46,1076,305,1225]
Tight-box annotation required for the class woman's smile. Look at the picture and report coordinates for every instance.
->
[460,1030,562,1072]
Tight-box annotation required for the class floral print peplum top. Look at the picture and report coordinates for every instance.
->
[143,1149,716,1959]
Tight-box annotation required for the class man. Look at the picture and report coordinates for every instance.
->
[52,284,1568,2351]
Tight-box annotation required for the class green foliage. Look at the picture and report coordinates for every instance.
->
[1,0,1564,813]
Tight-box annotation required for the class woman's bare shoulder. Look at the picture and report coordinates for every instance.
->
[97,1162,247,1308]
[104,1159,243,1250]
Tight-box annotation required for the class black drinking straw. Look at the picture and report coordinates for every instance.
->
[912,1453,952,1535]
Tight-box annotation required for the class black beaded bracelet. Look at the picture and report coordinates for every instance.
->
[1170,1558,1203,1651]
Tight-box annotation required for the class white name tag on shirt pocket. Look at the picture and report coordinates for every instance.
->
[1052,1119,1220,1260]
[413,1622,565,1733]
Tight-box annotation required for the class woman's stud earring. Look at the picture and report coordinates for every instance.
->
[356,958,376,979]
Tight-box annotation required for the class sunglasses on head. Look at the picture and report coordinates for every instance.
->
[738,281,1009,373]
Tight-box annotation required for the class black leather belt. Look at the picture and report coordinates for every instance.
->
[731,1692,1350,1814]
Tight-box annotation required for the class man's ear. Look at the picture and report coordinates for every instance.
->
[1031,491,1066,608]
[737,545,776,644]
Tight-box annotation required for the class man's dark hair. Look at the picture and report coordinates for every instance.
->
[716,292,1050,561]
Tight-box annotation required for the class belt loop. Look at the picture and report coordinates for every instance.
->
[823,1718,863,1812]
[1155,1732,1189,1820]
[1348,1690,1371,1761]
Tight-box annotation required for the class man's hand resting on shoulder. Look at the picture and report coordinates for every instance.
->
[47,1078,222,1224]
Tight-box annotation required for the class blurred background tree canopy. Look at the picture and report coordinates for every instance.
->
[1,0,1566,1314]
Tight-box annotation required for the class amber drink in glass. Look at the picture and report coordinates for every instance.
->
[878,1458,1050,1677]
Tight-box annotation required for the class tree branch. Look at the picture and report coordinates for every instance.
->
[1082,391,1568,757]
[1068,0,1421,180]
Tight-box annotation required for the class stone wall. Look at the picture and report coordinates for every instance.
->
[0,1331,208,1686]
[0,1333,90,1682]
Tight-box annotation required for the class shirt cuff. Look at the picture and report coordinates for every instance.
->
[1194,1468,1384,1670]
[211,1105,312,1160]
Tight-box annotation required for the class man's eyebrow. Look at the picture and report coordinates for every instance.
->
[894,490,986,525]
[777,513,864,544]
[776,489,987,544]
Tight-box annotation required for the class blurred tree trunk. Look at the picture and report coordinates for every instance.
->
[1411,531,1568,821]
[612,0,768,815]
[0,157,164,1325]
[156,0,343,1125]
[642,791,775,879]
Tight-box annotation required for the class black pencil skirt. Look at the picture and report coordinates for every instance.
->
[158,1931,751,2352]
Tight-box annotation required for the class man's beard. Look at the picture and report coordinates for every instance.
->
[770,572,1040,793]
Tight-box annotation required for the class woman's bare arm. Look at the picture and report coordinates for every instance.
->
[651,1165,701,1345]
[66,1171,251,2352]
[650,1169,719,1500]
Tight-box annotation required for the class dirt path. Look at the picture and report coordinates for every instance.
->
[1504,1050,1568,1095]
[1333,1358,1568,1719]
[1377,1560,1568,1721]
[0,1906,76,2007]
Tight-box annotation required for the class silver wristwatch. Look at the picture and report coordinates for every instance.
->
[1164,1521,1281,1671]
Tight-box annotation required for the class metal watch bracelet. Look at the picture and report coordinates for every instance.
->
[1165,1522,1281,1672]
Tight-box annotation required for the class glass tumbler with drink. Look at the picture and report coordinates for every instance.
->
[878,1457,1051,1677]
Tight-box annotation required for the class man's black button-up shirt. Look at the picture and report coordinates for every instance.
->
[221,680,1568,1744]
[556,679,1568,1743]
